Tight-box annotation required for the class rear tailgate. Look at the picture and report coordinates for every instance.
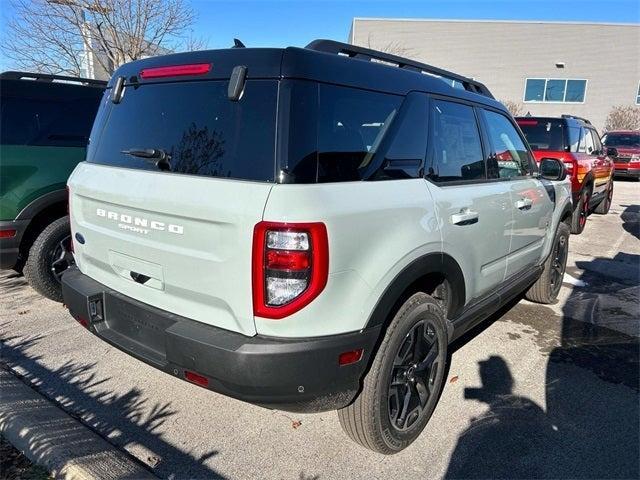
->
[69,164,272,336]
[69,72,280,336]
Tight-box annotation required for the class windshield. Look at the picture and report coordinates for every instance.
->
[516,119,567,152]
[602,133,640,148]
[87,80,278,182]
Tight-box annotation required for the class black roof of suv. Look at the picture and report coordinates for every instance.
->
[108,39,498,106]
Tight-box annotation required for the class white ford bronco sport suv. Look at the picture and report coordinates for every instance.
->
[62,40,572,454]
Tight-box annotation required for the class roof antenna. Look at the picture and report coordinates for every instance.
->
[233,38,246,48]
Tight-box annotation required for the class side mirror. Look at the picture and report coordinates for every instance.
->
[539,158,567,181]
[606,147,618,157]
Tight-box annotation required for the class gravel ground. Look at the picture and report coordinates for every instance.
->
[0,436,50,480]
[1,179,638,480]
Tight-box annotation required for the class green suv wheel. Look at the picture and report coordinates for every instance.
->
[23,216,74,302]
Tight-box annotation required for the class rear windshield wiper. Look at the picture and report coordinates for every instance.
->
[121,148,172,171]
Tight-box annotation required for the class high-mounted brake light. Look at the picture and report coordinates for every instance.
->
[516,120,538,126]
[139,63,211,79]
[253,222,328,319]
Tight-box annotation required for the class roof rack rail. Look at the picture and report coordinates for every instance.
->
[305,39,494,99]
[0,71,106,86]
[561,114,591,125]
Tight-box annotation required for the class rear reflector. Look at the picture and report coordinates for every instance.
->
[184,370,209,388]
[140,63,211,79]
[76,316,89,328]
[266,250,310,270]
[0,229,16,238]
[339,349,363,366]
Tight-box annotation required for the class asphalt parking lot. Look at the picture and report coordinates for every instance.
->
[1,180,638,480]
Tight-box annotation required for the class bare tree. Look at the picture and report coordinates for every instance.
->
[365,32,414,58]
[500,100,525,117]
[604,105,640,132]
[4,0,206,78]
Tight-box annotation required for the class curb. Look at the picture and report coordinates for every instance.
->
[0,367,157,479]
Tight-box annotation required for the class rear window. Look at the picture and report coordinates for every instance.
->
[517,119,567,152]
[602,133,640,147]
[88,80,277,182]
[0,83,102,147]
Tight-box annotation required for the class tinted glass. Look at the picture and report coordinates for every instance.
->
[88,80,277,182]
[565,80,586,102]
[579,128,595,154]
[524,79,545,102]
[545,79,566,102]
[517,119,566,151]
[1,88,102,147]
[567,126,583,152]
[602,133,640,147]
[370,93,428,180]
[317,84,402,182]
[428,100,485,182]
[591,129,603,153]
[484,110,532,178]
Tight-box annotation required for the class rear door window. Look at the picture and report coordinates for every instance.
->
[427,99,485,183]
[88,80,278,182]
[579,128,596,155]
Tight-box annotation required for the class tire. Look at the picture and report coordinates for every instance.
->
[23,216,74,302]
[570,187,591,234]
[525,222,570,304]
[338,292,448,454]
[594,180,613,214]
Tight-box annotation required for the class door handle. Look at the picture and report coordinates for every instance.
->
[516,198,533,210]
[451,209,479,226]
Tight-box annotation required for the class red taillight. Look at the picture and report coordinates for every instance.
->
[184,370,209,388]
[0,229,16,238]
[517,120,538,126]
[252,221,329,319]
[266,250,310,270]
[76,316,88,328]
[139,63,211,79]
[339,349,363,366]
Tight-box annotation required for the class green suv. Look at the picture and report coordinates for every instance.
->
[0,71,105,301]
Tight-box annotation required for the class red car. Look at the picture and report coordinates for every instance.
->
[516,115,614,234]
[601,130,640,180]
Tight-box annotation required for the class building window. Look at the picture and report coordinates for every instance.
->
[524,78,587,103]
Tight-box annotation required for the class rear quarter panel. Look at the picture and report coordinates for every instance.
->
[259,179,441,337]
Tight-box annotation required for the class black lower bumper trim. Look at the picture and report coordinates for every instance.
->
[61,267,380,412]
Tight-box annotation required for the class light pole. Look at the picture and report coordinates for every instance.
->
[46,0,106,78]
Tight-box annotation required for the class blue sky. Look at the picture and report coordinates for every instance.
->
[1,0,638,70]
[191,0,640,49]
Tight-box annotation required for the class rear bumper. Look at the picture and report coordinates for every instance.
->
[61,267,380,412]
[0,220,29,269]
[614,167,640,178]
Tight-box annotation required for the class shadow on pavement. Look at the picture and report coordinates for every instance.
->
[0,332,224,479]
[620,204,640,240]
[444,254,639,479]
